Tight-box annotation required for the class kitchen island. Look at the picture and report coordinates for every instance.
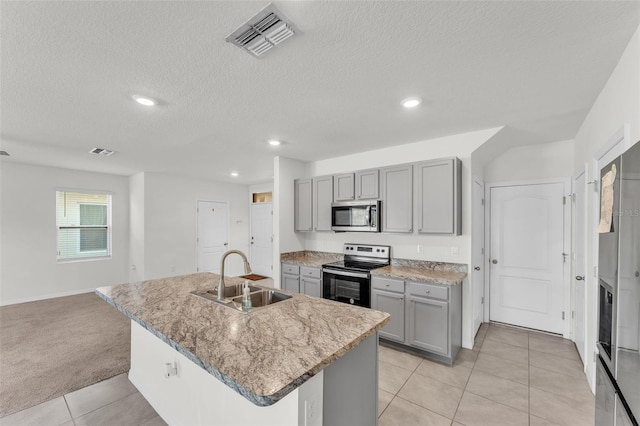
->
[96,272,389,426]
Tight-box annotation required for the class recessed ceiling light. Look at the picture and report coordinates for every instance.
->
[268,139,281,146]
[401,97,421,108]
[230,171,239,177]
[132,95,157,106]
[0,150,9,156]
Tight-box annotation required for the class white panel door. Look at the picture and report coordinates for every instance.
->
[197,201,228,274]
[573,171,587,363]
[250,203,273,277]
[472,178,485,335]
[489,183,566,333]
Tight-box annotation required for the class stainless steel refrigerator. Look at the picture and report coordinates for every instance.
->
[596,141,640,426]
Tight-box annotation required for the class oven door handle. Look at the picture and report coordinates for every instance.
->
[322,268,369,279]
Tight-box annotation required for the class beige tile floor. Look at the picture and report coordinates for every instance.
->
[378,322,595,426]
[0,374,165,426]
[1,322,593,426]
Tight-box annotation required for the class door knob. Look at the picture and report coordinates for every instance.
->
[474,266,481,271]
[491,259,498,264]
[576,276,584,281]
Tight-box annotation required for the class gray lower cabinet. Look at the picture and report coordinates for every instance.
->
[281,263,322,297]
[282,273,300,293]
[281,263,300,293]
[372,275,461,364]
[407,295,448,355]
[371,277,405,343]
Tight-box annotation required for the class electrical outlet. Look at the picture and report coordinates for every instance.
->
[305,400,315,425]
[450,246,459,256]
[417,245,423,253]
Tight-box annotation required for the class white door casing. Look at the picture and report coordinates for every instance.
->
[573,169,587,365]
[488,180,569,334]
[196,200,229,274]
[250,202,273,277]
[472,177,485,336]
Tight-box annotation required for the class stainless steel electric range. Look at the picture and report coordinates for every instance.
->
[322,243,391,308]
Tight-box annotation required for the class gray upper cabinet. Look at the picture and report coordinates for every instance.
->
[415,158,461,235]
[333,173,355,202]
[355,169,379,200]
[294,178,313,232]
[380,165,413,233]
[313,176,333,231]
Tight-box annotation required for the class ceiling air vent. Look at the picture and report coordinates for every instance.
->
[226,3,299,58]
[89,148,115,156]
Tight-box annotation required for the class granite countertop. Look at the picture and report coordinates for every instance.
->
[95,273,389,407]
[280,251,342,267]
[370,265,466,285]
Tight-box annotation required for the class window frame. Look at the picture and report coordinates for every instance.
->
[56,189,113,263]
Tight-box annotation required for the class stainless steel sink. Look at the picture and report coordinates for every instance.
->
[191,285,292,312]
[229,289,292,308]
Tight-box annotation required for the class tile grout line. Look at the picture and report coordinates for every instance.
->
[67,389,140,421]
[62,396,76,426]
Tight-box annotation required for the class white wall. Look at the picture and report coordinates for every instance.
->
[129,172,145,282]
[572,26,640,391]
[483,139,575,183]
[140,172,250,280]
[0,162,130,305]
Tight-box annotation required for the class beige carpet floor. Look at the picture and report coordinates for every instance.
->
[0,292,130,417]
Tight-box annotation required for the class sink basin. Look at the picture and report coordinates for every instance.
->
[229,289,292,308]
[202,282,262,299]
[191,285,292,312]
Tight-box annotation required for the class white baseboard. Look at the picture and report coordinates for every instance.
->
[0,287,96,306]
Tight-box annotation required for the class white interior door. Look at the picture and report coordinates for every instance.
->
[472,178,485,335]
[197,201,228,274]
[574,171,587,364]
[489,182,566,334]
[250,203,273,277]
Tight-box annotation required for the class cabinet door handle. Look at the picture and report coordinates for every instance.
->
[576,276,584,281]
[474,266,481,271]
[425,290,430,294]
[385,284,390,287]
[492,259,498,264]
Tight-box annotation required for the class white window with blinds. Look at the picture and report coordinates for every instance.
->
[56,190,112,261]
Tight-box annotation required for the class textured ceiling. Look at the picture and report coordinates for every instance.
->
[1,1,638,183]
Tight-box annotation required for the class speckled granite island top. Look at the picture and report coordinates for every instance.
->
[95,273,389,407]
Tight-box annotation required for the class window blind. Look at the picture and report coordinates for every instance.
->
[57,191,111,260]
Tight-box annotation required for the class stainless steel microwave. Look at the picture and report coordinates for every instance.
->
[331,200,381,232]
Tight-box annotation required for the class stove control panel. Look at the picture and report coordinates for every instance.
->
[343,244,390,259]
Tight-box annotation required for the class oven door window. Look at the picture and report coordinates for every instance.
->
[323,271,370,307]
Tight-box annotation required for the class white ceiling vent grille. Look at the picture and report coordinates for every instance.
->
[226,3,299,58]
[89,148,115,156]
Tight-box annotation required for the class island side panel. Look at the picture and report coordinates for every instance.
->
[322,333,378,426]
[128,320,313,426]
